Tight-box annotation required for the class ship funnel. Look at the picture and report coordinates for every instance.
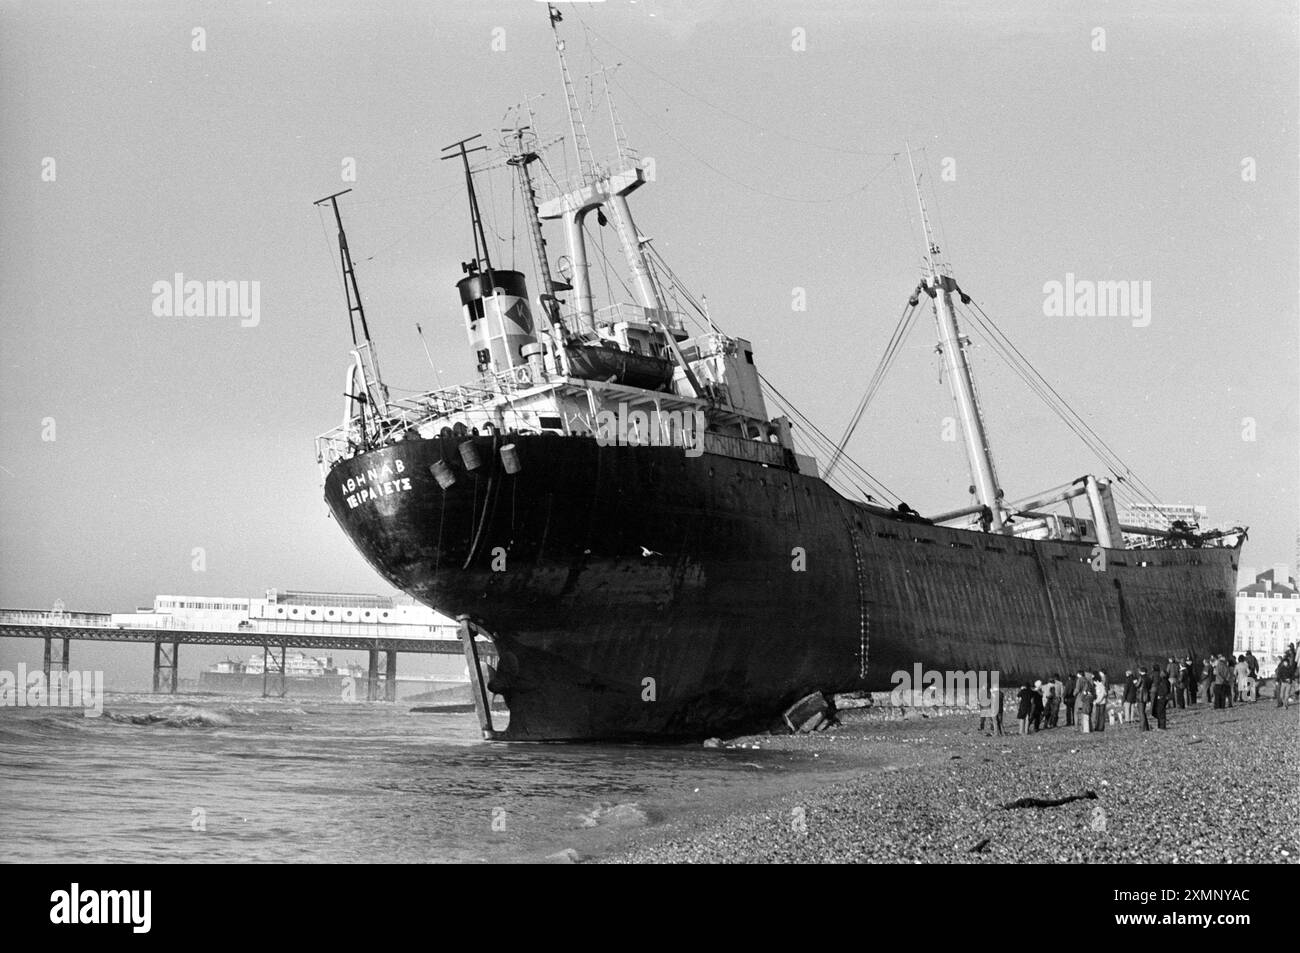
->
[457,269,537,374]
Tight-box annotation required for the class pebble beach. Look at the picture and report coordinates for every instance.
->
[602,696,1299,863]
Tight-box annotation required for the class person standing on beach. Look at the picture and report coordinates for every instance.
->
[1122,670,1137,723]
[1041,677,1058,730]
[1246,650,1259,698]
[1213,655,1230,709]
[1183,657,1199,707]
[1017,683,1036,735]
[1138,666,1152,731]
[1201,656,1214,705]
[1071,670,1092,728]
[1091,671,1108,732]
[1078,673,1094,733]
[1174,659,1188,709]
[1275,653,1296,709]
[979,685,1003,735]
[1031,680,1045,732]
[1152,666,1170,729]
[1234,655,1250,705]
[1049,674,1064,727]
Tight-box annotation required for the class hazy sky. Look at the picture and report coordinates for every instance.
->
[2,0,1296,686]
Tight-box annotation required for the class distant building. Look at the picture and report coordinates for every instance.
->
[1233,566,1299,677]
[1118,502,1205,547]
[210,652,364,677]
[1119,502,1207,527]
[110,588,458,638]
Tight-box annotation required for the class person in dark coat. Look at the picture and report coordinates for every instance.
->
[1183,657,1199,707]
[1063,671,1076,727]
[1275,653,1296,708]
[1122,670,1138,723]
[1017,683,1036,735]
[1152,666,1171,729]
[1213,655,1230,709]
[1138,666,1152,731]
[1030,680,1045,732]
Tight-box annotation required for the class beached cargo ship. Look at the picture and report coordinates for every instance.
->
[313,8,1244,740]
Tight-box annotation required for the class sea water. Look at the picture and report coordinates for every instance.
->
[0,693,850,863]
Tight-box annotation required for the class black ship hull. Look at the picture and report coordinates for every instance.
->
[324,433,1239,740]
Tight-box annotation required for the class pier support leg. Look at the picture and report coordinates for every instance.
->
[457,615,496,740]
[367,649,379,702]
[170,641,179,694]
[153,640,177,695]
[262,645,287,698]
[384,650,397,702]
[43,637,70,694]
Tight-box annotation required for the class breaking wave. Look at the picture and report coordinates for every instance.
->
[102,706,234,728]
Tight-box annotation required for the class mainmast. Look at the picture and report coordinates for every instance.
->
[539,4,663,329]
[314,189,389,418]
[548,3,595,184]
[906,146,1004,530]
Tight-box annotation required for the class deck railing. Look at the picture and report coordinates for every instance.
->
[315,363,546,468]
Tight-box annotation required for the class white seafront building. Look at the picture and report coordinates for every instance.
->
[1233,566,1299,677]
[1116,502,1236,547]
[109,588,459,639]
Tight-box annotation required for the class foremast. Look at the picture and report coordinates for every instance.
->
[315,188,390,445]
[906,147,1005,531]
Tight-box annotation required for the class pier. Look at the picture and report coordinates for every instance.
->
[0,609,496,701]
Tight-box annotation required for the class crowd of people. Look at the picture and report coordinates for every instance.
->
[976,644,1298,736]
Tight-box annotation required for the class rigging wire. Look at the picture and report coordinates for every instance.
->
[954,298,1172,524]
[355,189,464,266]
[640,239,902,504]
[610,75,899,205]
[315,204,349,304]
[825,301,919,478]
[572,11,900,159]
